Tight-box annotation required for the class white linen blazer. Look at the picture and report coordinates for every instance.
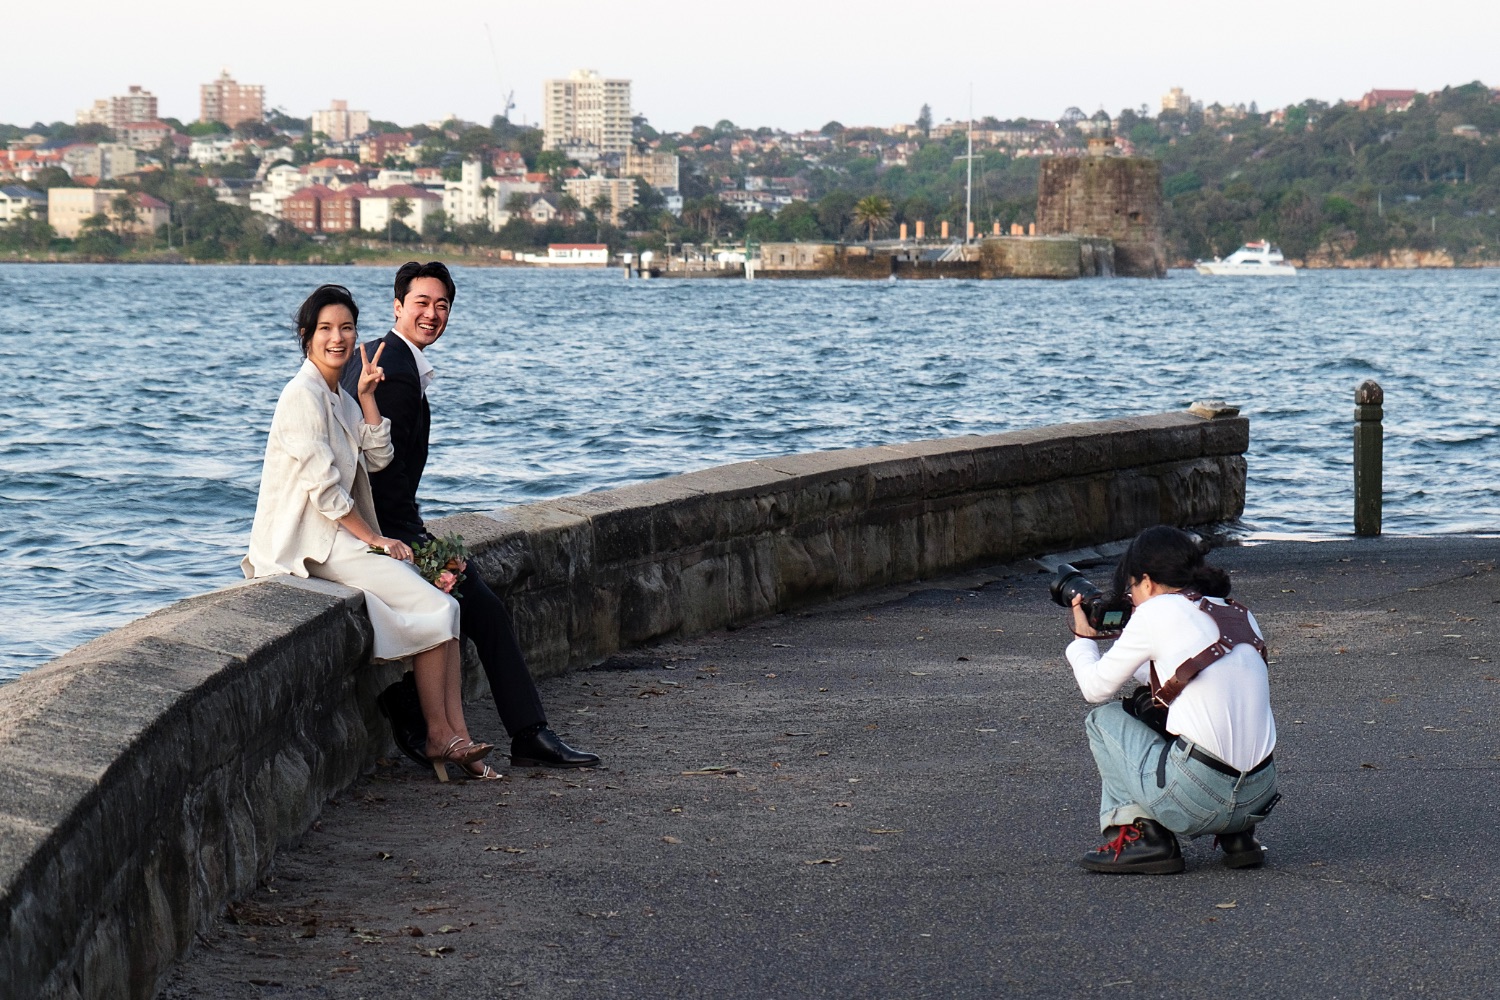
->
[242,360,394,579]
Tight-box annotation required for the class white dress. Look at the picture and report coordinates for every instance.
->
[243,360,458,661]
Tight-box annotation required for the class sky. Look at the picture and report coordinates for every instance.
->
[6,0,1498,133]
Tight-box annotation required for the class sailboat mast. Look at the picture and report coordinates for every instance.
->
[965,86,974,243]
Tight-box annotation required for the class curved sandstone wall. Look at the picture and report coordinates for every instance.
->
[0,409,1246,998]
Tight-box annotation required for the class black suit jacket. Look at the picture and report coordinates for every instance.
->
[341,331,430,544]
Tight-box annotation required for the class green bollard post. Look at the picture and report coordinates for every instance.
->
[1354,380,1383,537]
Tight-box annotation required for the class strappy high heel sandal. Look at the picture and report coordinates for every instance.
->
[427,736,491,782]
[456,759,504,781]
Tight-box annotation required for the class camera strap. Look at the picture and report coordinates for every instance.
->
[1149,593,1267,707]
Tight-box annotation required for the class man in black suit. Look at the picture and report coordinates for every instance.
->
[343,260,599,770]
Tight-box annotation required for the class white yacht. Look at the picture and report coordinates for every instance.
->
[1194,241,1297,276]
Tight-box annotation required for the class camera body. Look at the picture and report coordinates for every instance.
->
[1050,563,1132,636]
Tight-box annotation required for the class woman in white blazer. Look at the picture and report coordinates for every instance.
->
[243,284,496,781]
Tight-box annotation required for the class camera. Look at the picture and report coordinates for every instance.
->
[1050,564,1132,635]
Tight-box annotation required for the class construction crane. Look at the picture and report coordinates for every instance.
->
[484,24,516,123]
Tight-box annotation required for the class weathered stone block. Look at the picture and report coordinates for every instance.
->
[1200,415,1251,457]
[774,531,840,604]
[888,439,979,497]
[476,505,591,591]
[616,561,683,645]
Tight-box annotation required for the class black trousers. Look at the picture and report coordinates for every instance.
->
[455,570,547,737]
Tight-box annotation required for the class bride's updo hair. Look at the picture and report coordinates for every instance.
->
[1111,525,1231,599]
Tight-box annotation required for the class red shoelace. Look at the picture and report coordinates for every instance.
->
[1096,824,1142,860]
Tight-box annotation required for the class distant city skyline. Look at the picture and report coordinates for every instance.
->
[4,0,1498,132]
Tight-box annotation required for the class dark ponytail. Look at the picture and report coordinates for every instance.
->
[1114,525,1231,599]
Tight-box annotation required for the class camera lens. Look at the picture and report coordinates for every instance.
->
[1050,564,1102,609]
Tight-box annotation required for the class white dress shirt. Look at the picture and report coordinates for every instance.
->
[1066,592,1276,771]
[392,329,435,396]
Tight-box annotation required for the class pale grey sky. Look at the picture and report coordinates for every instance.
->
[7,0,1497,132]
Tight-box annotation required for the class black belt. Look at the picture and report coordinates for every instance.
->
[1175,738,1273,778]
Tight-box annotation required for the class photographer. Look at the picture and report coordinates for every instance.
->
[1064,526,1279,874]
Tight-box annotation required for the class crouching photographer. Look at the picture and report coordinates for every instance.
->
[1058,525,1279,874]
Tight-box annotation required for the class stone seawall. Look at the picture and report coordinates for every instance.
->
[0,410,1247,999]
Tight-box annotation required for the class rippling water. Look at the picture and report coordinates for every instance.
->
[3,263,1498,679]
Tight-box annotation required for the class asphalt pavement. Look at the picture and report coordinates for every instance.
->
[160,536,1500,999]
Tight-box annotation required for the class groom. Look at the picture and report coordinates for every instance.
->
[343,260,600,770]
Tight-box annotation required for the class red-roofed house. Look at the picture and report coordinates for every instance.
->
[1359,89,1418,112]
[303,158,364,188]
[491,150,526,177]
[321,183,374,233]
[283,185,335,233]
[131,192,169,234]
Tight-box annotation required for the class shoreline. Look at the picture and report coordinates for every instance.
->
[7,254,1500,271]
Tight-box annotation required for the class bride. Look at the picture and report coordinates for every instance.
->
[242,283,497,781]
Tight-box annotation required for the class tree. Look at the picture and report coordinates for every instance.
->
[917,104,933,137]
[0,206,54,252]
[389,197,412,246]
[75,214,123,259]
[535,150,569,176]
[505,193,532,217]
[556,193,581,225]
[590,193,613,239]
[852,195,893,241]
[109,193,138,241]
[817,191,856,239]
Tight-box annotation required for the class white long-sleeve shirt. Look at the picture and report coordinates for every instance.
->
[1067,592,1276,772]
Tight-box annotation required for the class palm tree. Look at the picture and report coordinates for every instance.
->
[852,195,893,242]
[109,193,138,240]
[590,193,613,239]
[556,193,581,226]
[504,192,532,220]
[389,197,412,246]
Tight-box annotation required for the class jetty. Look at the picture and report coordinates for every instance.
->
[649,147,1166,281]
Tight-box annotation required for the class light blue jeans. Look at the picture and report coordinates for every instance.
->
[1084,701,1279,835]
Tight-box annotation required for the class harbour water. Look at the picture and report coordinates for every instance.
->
[3,264,1497,679]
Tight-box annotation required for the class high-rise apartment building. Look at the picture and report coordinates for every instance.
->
[76,86,158,131]
[311,100,371,143]
[1160,87,1192,115]
[200,71,265,128]
[543,70,632,154]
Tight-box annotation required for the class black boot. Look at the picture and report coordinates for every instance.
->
[1080,818,1185,874]
[1216,827,1265,869]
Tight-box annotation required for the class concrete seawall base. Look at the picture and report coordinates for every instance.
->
[0,409,1246,998]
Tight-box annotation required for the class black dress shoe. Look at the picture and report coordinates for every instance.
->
[376,674,428,768]
[510,726,601,769]
[1080,818,1185,874]
[1217,827,1266,869]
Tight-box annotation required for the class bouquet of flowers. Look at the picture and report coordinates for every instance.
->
[370,533,469,595]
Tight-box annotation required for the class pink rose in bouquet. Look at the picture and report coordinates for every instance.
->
[370,533,469,597]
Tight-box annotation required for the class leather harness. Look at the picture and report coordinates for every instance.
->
[1148,592,1267,708]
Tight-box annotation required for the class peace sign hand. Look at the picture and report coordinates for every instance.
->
[356,342,386,400]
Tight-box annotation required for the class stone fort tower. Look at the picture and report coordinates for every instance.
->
[1036,157,1165,278]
